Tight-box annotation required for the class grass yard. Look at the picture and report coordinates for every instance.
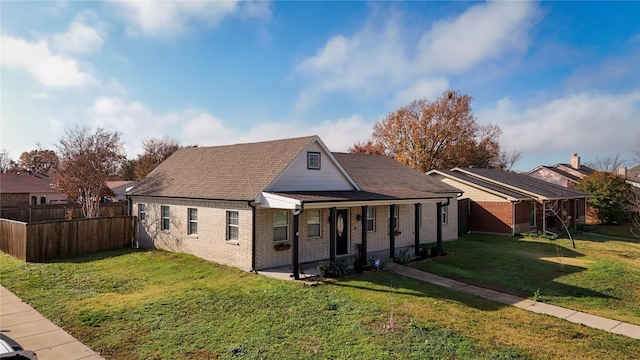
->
[413,232,640,326]
[591,223,638,239]
[2,248,639,359]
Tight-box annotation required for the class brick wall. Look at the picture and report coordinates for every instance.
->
[1,193,29,207]
[470,201,512,234]
[134,197,253,270]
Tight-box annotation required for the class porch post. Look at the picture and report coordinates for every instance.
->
[329,207,336,262]
[292,212,300,280]
[361,205,368,265]
[389,204,395,258]
[436,202,442,250]
[414,203,421,255]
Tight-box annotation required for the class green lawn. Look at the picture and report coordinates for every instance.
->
[413,232,640,326]
[591,223,638,239]
[2,247,639,359]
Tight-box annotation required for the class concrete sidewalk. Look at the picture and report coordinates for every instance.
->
[0,285,104,360]
[387,263,640,340]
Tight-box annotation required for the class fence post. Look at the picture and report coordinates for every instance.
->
[29,207,32,223]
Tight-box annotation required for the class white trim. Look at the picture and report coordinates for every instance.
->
[256,192,301,209]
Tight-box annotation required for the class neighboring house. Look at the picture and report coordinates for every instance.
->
[106,181,138,201]
[0,172,67,207]
[427,168,588,236]
[617,164,640,188]
[527,153,596,189]
[127,135,460,278]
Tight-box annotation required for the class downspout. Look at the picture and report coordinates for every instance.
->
[292,204,304,280]
[248,201,257,273]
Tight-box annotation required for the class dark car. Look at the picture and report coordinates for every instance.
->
[0,333,38,360]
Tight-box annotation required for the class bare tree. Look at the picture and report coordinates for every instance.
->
[632,132,640,166]
[544,200,576,249]
[585,153,627,172]
[629,188,640,239]
[133,137,180,181]
[54,126,126,218]
[0,149,11,173]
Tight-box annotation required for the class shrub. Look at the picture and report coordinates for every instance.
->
[394,248,412,265]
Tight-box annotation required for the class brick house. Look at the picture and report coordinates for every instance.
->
[0,172,68,207]
[127,135,460,278]
[427,168,588,236]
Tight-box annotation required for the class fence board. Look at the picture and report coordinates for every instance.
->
[0,219,28,261]
[0,203,127,223]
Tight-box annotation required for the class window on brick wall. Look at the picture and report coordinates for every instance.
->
[138,204,146,221]
[188,208,198,235]
[366,207,375,232]
[441,205,448,224]
[227,211,238,241]
[307,210,321,238]
[161,206,170,230]
[273,210,289,242]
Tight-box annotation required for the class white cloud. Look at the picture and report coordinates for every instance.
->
[295,1,539,109]
[52,10,105,54]
[109,0,271,38]
[0,35,98,89]
[478,91,640,160]
[390,78,450,108]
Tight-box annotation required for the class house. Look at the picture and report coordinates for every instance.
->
[616,164,640,188]
[0,172,67,207]
[127,135,460,278]
[527,153,596,189]
[106,180,138,201]
[427,168,588,236]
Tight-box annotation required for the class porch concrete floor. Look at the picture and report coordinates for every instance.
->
[258,262,322,281]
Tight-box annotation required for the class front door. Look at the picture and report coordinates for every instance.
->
[336,209,349,255]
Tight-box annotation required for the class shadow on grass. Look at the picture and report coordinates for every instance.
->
[329,271,506,312]
[41,247,146,264]
[409,234,619,302]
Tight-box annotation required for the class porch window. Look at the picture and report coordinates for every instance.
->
[530,203,536,227]
[227,211,239,241]
[307,210,321,238]
[188,208,198,235]
[366,207,375,231]
[161,206,170,230]
[307,152,321,170]
[441,205,448,224]
[391,205,399,231]
[273,210,289,242]
[138,204,146,221]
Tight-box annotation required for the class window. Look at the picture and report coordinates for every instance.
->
[138,204,146,221]
[307,210,321,238]
[530,203,536,227]
[188,208,198,235]
[307,152,321,170]
[31,196,37,205]
[273,210,289,241]
[391,205,399,230]
[366,207,375,231]
[441,205,448,224]
[40,196,46,204]
[161,206,170,230]
[227,211,238,241]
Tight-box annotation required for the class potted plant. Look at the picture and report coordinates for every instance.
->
[274,242,291,251]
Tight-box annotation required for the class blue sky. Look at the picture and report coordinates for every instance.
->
[1,0,639,172]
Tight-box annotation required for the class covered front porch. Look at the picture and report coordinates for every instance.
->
[257,191,455,279]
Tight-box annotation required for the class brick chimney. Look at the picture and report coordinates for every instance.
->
[570,153,580,169]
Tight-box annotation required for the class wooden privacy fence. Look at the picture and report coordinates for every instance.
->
[0,216,136,262]
[0,203,127,223]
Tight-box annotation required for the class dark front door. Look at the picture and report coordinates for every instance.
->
[336,209,349,255]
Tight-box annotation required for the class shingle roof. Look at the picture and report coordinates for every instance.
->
[331,153,460,197]
[445,168,587,200]
[0,173,59,194]
[128,136,317,200]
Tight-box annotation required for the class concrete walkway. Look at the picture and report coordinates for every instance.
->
[387,263,640,340]
[0,285,104,360]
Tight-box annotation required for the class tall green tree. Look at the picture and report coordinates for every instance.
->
[54,126,126,218]
[577,172,632,224]
[353,90,515,172]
